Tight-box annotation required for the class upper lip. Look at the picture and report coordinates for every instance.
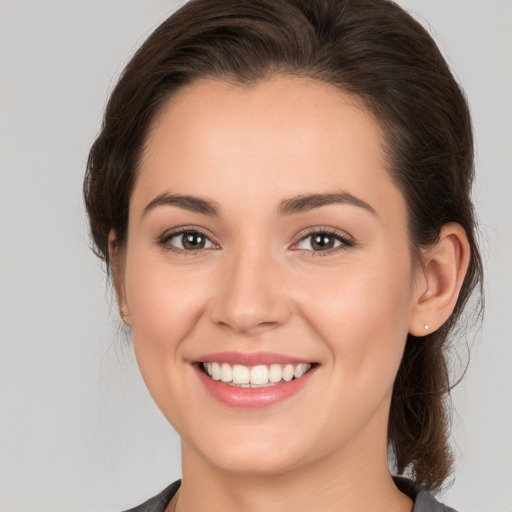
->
[193,351,315,366]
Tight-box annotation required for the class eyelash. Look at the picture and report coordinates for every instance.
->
[157,227,354,255]
[157,227,217,255]
[292,227,354,256]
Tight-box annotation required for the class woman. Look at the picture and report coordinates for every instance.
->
[84,0,483,510]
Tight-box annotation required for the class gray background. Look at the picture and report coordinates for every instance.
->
[0,1,510,511]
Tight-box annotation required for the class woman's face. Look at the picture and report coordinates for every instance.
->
[117,76,422,476]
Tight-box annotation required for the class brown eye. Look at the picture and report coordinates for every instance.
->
[182,232,206,250]
[296,230,352,252]
[310,234,337,251]
[163,230,215,251]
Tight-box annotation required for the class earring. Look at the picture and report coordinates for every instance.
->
[424,324,430,331]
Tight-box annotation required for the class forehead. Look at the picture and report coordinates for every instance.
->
[135,75,404,223]
[143,76,381,169]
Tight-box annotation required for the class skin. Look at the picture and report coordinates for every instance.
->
[111,76,470,512]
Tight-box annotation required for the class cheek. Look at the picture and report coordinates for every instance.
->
[122,252,215,428]
[297,252,414,378]
[123,248,209,363]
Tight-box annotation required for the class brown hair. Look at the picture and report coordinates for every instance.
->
[84,0,483,492]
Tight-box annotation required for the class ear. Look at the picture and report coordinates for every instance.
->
[409,223,470,336]
[108,230,131,326]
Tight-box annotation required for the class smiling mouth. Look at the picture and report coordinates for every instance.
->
[200,362,314,388]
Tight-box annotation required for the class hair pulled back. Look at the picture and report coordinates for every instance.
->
[84,0,483,492]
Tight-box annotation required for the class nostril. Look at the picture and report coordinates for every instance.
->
[210,308,286,334]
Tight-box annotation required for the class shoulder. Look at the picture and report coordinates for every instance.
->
[122,480,181,512]
[393,476,458,512]
[122,477,458,512]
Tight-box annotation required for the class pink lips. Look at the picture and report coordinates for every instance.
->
[193,351,317,409]
[197,351,312,366]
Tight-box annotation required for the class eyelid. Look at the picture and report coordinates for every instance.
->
[157,226,219,253]
[156,225,354,255]
[291,226,355,254]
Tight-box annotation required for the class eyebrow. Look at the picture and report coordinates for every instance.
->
[142,193,219,217]
[277,192,376,216]
[142,190,376,218]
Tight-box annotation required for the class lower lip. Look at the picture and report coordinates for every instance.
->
[194,365,316,409]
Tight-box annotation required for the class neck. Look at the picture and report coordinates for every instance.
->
[175,427,412,512]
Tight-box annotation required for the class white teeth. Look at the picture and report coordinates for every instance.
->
[211,362,221,380]
[268,364,283,383]
[294,363,309,379]
[202,361,312,386]
[250,365,269,385]
[232,364,250,384]
[282,364,294,382]
[220,363,232,382]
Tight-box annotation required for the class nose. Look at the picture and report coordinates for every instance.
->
[209,246,291,334]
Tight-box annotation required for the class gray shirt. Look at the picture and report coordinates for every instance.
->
[123,477,457,512]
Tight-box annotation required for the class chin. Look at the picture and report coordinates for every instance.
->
[210,449,305,477]
[183,424,311,477]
